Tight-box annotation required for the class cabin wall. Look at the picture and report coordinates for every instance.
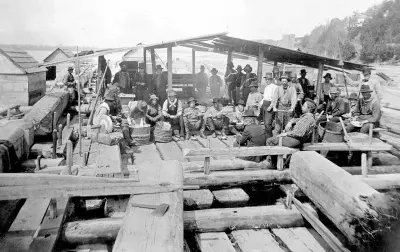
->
[0,54,24,74]
[0,74,29,105]
[27,72,46,105]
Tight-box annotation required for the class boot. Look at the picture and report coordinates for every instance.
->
[185,132,190,140]
[200,129,207,139]
[211,132,217,138]
[220,131,227,140]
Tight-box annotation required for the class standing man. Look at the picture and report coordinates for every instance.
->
[272,75,297,134]
[209,68,223,98]
[150,65,168,106]
[297,69,311,100]
[319,73,336,107]
[183,97,206,140]
[245,81,263,117]
[225,62,237,105]
[241,64,257,104]
[261,72,278,138]
[345,66,384,103]
[63,66,78,104]
[113,63,131,94]
[203,98,230,139]
[195,65,208,98]
[289,73,304,118]
[235,65,245,105]
[162,89,184,141]
[133,62,149,101]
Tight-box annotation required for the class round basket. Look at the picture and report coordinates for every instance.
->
[154,127,173,143]
[130,125,151,145]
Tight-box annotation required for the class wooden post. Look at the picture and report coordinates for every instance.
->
[53,111,57,132]
[58,124,63,146]
[167,46,173,90]
[24,129,31,158]
[82,152,87,167]
[66,140,73,175]
[52,129,57,159]
[7,108,11,120]
[35,156,41,171]
[227,48,233,65]
[277,136,284,170]
[49,198,58,219]
[361,152,368,177]
[204,139,211,175]
[66,113,71,129]
[192,49,196,89]
[316,62,324,105]
[367,151,373,171]
[150,49,156,74]
[368,123,373,145]
[143,49,147,73]
[257,46,263,86]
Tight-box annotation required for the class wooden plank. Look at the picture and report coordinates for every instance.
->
[212,188,249,207]
[155,141,183,161]
[87,142,100,165]
[113,160,184,252]
[195,232,236,252]
[55,125,74,155]
[0,200,24,234]
[302,142,392,151]
[167,46,173,89]
[220,135,236,147]
[273,228,328,252]
[182,159,268,173]
[29,197,70,252]
[342,165,400,175]
[354,174,400,190]
[176,140,204,162]
[184,189,214,210]
[72,139,91,166]
[133,143,162,165]
[183,146,298,158]
[231,229,284,252]
[196,138,231,159]
[95,144,122,178]
[0,198,51,252]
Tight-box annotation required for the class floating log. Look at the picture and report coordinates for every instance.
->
[182,159,269,173]
[60,204,307,245]
[290,151,383,247]
[212,188,249,207]
[183,146,298,158]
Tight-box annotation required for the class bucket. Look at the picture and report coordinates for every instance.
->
[317,121,344,143]
[130,125,151,145]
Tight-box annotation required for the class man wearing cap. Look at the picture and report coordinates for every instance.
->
[234,109,267,162]
[245,81,263,117]
[271,74,297,134]
[225,62,237,105]
[345,66,384,102]
[298,69,311,99]
[320,73,336,105]
[266,99,317,167]
[345,85,381,134]
[133,62,149,101]
[195,65,208,97]
[241,64,257,104]
[113,63,131,94]
[162,89,184,141]
[146,94,163,127]
[209,68,223,97]
[228,99,246,136]
[203,98,230,139]
[183,97,205,140]
[260,72,278,138]
[317,86,346,123]
[150,65,168,105]
[235,65,245,104]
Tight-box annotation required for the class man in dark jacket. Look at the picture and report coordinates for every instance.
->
[225,62,237,105]
[150,65,168,105]
[235,65,245,105]
[297,69,311,100]
[134,62,149,101]
[317,86,346,123]
[113,63,131,94]
[241,64,257,104]
[195,65,208,97]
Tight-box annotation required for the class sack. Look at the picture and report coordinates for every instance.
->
[154,127,173,143]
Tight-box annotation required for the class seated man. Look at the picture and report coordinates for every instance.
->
[343,92,358,118]
[266,98,317,167]
[203,98,229,139]
[127,100,148,126]
[183,97,205,140]
[245,81,263,117]
[146,94,163,127]
[317,86,346,123]
[105,83,123,115]
[345,85,381,134]
[233,109,267,162]
[229,99,246,136]
[162,89,184,141]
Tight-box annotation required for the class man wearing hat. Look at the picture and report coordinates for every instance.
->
[317,86,346,123]
[345,85,381,134]
[245,81,263,117]
[320,73,336,105]
[203,97,230,139]
[261,72,278,138]
[289,72,304,118]
[298,69,312,99]
[348,92,358,114]
[150,65,168,105]
[345,66,383,102]
[127,100,148,126]
[241,64,257,104]
[233,109,267,162]
[266,98,317,168]
[228,99,246,136]
[104,84,123,115]
[162,89,184,141]
[146,94,163,127]
[209,68,223,97]
[183,97,205,140]
[195,65,208,97]
[235,65,245,104]
[133,62,149,101]
[113,63,132,94]
[271,74,297,134]
[225,62,237,105]
[63,66,79,104]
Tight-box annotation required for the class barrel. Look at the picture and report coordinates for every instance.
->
[129,125,151,145]
[318,121,344,143]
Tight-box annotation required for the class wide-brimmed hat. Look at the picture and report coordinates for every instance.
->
[237,99,245,106]
[212,97,220,103]
[211,68,218,73]
[362,66,371,75]
[148,94,159,102]
[348,92,358,100]
[187,97,197,103]
[249,81,258,88]
[236,65,243,71]
[244,64,252,72]
[68,66,74,71]
[304,98,316,110]
[264,72,273,79]
[329,86,340,94]
[300,69,307,74]
[243,109,257,117]
[323,73,332,79]
[137,101,148,112]
[360,85,373,93]
[139,62,146,70]
[167,89,176,96]
[279,74,289,81]
[104,92,115,101]
[156,65,163,70]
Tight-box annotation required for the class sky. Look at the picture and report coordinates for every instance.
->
[0,0,384,48]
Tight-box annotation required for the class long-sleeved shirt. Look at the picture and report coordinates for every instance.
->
[326,97,346,117]
[321,82,335,96]
[162,98,182,117]
[134,72,148,89]
[147,104,162,121]
[235,72,245,87]
[246,91,263,110]
[113,70,131,89]
[346,76,384,102]
[209,75,223,88]
[261,83,278,102]
[352,97,381,123]
[184,107,203,123]
[272,86,297,110]
[287,112,316,143]
[203,106,225,120]
[225,69,237,86]
[62,72,75,86]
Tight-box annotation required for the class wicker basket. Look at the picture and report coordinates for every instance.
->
[130,125,151,145]
[154,122,173,143]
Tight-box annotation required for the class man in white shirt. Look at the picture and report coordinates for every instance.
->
[261,72,278,138]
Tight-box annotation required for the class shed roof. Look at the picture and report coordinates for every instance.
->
[0,48,47,73]
[43,47,74,62]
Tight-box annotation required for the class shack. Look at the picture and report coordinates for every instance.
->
[43,47,74,81]
[0,48,47,106]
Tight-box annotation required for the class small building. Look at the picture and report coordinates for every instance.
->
[0,48,48,106]
[43,48,74,81]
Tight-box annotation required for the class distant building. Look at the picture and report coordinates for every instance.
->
[0,48,47,106]
[43,48,75,82]
[43,47,74,62]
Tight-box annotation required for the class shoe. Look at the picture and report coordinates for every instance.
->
[191,136,197,141]
[212,132,217,138]
[220,131,228,140]
[185,133,190,140]
[200,130,207,139]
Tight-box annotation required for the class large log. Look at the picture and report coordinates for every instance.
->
[60,204,307,245]
[290,151,386,248]
[379,131,400,159]
[355,174,400,190]
[182,159,269,172]
[183,146,298,158]
[381,107,400,135]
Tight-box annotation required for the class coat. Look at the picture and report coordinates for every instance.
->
[237,123,267,147]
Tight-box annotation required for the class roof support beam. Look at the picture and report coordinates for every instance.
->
[192,49,196,89]
[257,46,264,85]
[150,49,156,74]
[167,46,173,90]
[316,62,324,106]
[143,49,147,73]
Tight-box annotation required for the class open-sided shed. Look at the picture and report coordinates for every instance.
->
[0,48,47,106]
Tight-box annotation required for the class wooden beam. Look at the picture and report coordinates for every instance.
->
[182,159,269,172]
[192,49,196,90]
[342,165,400,175]
[143,49,147,73]
[150,49,156,74]
[355,174,400,190]
[113,160,184,252]
[167,46,173,89]
[302,142,392,151]
[227,48,233,65]
[316,62,324,104]
[257,46,263,85]
[231,229,285,252]
[183,146,298,158]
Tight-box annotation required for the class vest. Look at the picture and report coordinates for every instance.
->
[67,73,75,82]
[167,99,178,115]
